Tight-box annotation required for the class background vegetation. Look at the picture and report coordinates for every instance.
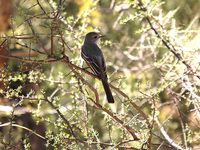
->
[0,0,200,149]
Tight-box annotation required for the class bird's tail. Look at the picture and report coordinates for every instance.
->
[102,79,114,103]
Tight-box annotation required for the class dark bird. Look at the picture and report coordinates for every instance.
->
[81,32,114,103]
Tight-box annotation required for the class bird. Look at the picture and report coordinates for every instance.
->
[81,32,114,103]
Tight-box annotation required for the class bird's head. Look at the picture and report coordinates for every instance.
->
[84,32,105,44]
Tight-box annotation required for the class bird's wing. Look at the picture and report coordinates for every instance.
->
[81,47,106,77]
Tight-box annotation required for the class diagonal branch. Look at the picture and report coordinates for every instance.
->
[136,0,200,80]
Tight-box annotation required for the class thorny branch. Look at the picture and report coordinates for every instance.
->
[137,0,200,80]
[1,0,198,149]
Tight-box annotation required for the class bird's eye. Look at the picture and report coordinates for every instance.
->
[94,36,97,38]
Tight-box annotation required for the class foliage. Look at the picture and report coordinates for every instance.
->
[0,0,200,149]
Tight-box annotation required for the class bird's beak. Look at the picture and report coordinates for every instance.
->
[100,35,106,38]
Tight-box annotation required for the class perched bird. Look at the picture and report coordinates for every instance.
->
[81,32,114,103]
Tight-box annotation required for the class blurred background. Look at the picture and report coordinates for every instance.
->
[0,0,200,149]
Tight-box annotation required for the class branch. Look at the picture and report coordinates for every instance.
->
[155,117,183,149]
[94,102,139,140]
[136,0,200,80]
